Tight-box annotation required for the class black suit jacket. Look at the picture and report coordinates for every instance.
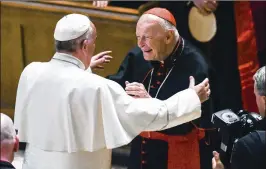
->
[0,161,15,169]
[231,130,266,169]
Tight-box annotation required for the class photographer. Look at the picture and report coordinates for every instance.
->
[212,66,266,169]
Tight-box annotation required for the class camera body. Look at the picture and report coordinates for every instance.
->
[211,109,262,167]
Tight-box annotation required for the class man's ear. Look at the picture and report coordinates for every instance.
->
[262,96,266,105]
[13,135,19,152]
[81,39,89,50]
[262,96,266,116]
[165,30,175,44]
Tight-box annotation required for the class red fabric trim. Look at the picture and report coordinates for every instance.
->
[234,1,260,112]
[140,130,202,169]
[144,8,177,27]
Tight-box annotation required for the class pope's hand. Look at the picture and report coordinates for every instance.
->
[193,0,218,16]
[189,76,210,103]
[90,51,113,70]
[92,1,109,8]
[125,81,151,98]
[212,151,225,169]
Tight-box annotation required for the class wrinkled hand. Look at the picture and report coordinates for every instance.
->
[92,1,109,8]
[212,151,225,169]
[193,0,218,16]
[189,76,210,103]
[125,81,151,98]
[90,51,113,70]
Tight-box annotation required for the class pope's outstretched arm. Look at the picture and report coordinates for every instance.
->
[99,75,209,149]
[14,63,209,151]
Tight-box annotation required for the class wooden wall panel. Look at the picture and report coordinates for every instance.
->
[0,1,138,118]
[22,24,56,64]
[91,18,137,76]
[1,21,24,118]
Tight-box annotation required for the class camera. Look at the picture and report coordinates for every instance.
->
[211,109,262,168]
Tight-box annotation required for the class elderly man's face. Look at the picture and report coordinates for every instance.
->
[254,85,266,117]
[136,18,170,61]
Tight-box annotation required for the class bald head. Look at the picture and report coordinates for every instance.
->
[1,113,16,142]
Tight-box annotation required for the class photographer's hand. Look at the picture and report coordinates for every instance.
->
[212,151,225,169]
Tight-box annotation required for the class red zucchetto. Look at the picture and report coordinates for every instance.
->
[143,8,177,27]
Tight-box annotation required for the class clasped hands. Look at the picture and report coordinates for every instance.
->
[125,76,210,103]
[125,81,151,98]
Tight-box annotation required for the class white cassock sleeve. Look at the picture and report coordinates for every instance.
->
[14,63,201,152]
[86,67,92,73]
[98,79,201,149]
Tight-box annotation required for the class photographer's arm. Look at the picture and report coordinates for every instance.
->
[230,135,255,169]
[212,137,253,169]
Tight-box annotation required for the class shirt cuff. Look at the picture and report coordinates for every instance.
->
[86,67,92,73]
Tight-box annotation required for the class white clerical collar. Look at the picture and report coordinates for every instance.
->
[52,52,86,70]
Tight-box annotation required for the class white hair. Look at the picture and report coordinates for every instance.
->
[140,14,179,39]
[1,113,16,142]
[253,66,266,96]
[85,20,94,39]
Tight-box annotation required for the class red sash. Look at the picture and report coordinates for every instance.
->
[140,128,205,169]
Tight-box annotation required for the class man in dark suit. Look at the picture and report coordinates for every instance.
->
[212,66,266,169]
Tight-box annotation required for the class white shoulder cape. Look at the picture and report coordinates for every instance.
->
[14,53,201,153]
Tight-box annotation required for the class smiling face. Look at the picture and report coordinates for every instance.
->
[136,15,173,61]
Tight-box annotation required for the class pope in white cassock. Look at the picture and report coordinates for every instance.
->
[14,14,210,169]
